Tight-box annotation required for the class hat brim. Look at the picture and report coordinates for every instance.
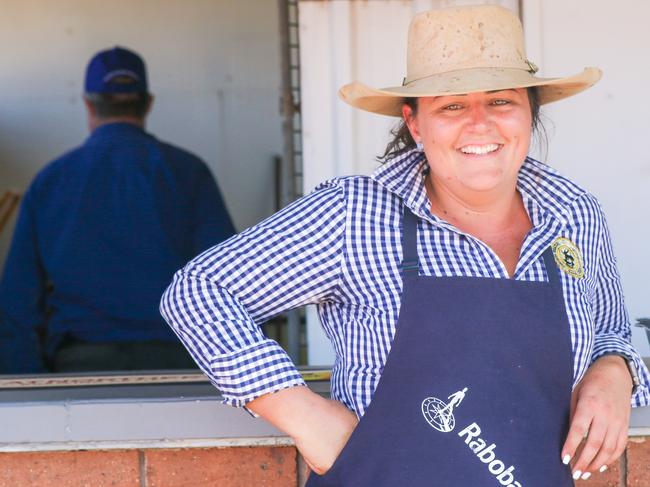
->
[339,67,602,116]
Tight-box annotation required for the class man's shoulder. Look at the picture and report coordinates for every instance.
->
[154,137,208,169]
[31,145,88,187]
[91,124,208,169]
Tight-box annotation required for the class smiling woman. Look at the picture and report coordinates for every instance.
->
[405,90,532,194]
[159,5,650,486]
[378,87,544,163]
[402,89,535,277]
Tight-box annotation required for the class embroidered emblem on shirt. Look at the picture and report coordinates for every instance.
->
[552,237,585,279]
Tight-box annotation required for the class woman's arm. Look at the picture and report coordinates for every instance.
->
[562,198,649,479]
[562,354,632,479]
[248,386,358,474]
[588,210,649,407]
[160,181,347,406]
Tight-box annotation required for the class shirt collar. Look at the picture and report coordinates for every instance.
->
[371,150,432,221]
[516,157,587,226]
[371,149,587,226]
[89,122,147,140]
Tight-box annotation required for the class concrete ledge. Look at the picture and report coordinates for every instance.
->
[0,370,648,451]
[0,437,294,454]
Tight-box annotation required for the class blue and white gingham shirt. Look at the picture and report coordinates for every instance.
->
[160,150,650,415]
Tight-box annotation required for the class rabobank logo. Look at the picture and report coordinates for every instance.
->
[421,387,524,487]
[421,387,468,432]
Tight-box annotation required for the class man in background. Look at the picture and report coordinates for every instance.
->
[0,46,235,373]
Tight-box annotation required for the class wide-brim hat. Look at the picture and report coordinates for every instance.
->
[339,5,602,117]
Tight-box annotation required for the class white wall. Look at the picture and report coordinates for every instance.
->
[523,0,650,355]
[0,0,285,269]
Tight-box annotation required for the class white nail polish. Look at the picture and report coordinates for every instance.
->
[581,472,591,480]
[572,470,582,480]
[599,465,608,473]
[562,454,571,465]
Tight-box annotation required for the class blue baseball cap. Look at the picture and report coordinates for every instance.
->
[84,46,149,94]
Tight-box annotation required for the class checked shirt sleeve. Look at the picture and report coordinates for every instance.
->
[160,181,346,407]
[590,204,650,407]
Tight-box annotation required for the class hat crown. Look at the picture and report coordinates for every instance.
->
[338,5,602,116]
[85,46,148,94]
[405,5,529,84]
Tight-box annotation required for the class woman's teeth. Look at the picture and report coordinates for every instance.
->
[460,144,500,155]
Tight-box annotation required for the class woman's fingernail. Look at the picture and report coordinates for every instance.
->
[581,472,591,480]
[599,465,608,473]
[562,454,571,465]
[573,470,582,480]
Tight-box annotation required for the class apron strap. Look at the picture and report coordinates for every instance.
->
[402,205,561,288]
[542,246,561,287]
[401,207,419,277]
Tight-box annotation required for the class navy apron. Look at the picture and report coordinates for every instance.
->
[307,208,575,486]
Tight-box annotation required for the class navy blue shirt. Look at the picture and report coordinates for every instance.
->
[0,122,235,372]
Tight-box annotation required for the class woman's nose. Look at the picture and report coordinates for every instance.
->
[466,104,492,129]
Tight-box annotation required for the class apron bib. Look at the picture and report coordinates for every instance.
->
[307,208,575,487]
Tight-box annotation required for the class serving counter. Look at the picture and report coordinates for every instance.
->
[0,367,648,486]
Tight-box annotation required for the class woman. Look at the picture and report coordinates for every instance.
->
[160,5,649,485]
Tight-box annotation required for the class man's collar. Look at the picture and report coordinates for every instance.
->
[90,121,146,138]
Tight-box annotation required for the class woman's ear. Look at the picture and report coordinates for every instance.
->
[402,103,420,142]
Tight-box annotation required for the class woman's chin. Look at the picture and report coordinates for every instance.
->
[456,174,513,195]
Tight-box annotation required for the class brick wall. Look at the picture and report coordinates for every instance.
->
[0,439,647,487]
[0,446,298,487]
[572,437,649,487]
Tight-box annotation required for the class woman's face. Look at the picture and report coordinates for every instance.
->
[403,89,532,197]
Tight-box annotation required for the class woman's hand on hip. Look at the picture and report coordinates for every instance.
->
[248,385,359,475]
[292,396,359,474]
[562,355,632,480]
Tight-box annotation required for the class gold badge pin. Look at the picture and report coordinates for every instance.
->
[551,237,585,279]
